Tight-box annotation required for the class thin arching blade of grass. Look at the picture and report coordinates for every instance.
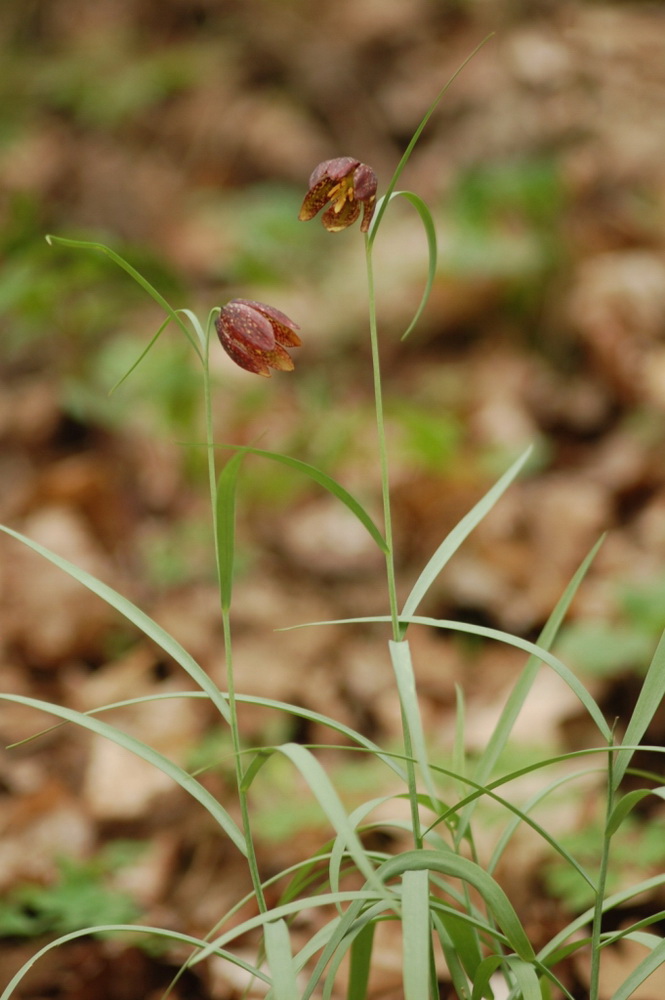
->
[377,851,536,962]
[470,955,503,1000]
[216,452,244,612]
[370,190,437,342]
[242,743,388,896]
[437,909,484,988]
[612,626,665,791]
[538,874,665,963]
[0,525,231,725]
[0,923,269,1000]
[607,786,665,837]
[432,912,473,1000]
[347,923,375,1000]
[504,956,542,1000]
[217,445,388,555]
[390,640,441,808]
[287,614,611,741]
[265,919,298,1000]
[367,34,494,246]
[462,536,605,839]
[0,693,246,855]
[400,447,532,625]
[0,529,230,720]
[402,869,432,1000]
[608,937,665,1000]
[45,235,202,359]
[109,315,172,395]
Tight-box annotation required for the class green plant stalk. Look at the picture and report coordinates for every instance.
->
[364,235,422,850]
[202,329,267,913]
[588,745,616,1000]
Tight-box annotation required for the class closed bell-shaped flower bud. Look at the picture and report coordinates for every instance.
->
[216,299,301,377]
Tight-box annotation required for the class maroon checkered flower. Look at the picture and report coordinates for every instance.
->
[298,157,378,233]
[215,299,301,377]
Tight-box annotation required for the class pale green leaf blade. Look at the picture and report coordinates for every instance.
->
[401,447,532,621]
[0,693,246,854]
[0,524,231,723]
[216,453,244,612]
[219,445,388,554]
[402,868,431,1000]
[265,919,299,1000]
[613,627,665,790]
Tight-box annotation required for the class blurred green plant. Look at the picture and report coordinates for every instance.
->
[0,844,142,940]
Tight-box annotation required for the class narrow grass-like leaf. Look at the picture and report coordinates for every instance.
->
[370,190,437,342]
[437,909,484,987]
[45,235,202,359]
[216,453,244,612]
[401,447,532,623]
[538,874,665,963]
[0,693,246,854]
[608,936,665,1000]
[347,922,375,1000]
[367,35,494,245]
[288,613,611,740]
[109,315,172,394]
[462,537,604,838]
[607,786,665,837]
[243,742,386,895]
[612,626,665,790]
[377,851,536,961]
[0,525,231,724]
[471,954,503,1000]
[265,919,298,1000]
[402,869,431,1000]
[0,923,269,1000]
[390,640,440,806]
[218,445,388,554]
[505,956,541,1000]
[432,912,474,1000]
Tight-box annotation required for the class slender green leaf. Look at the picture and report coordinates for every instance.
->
[402,869,431,1000]
[218,445,388,554]
[216,453,244,611]
[607,786,665,837]
[265,919,298,1000]
[613,627,665,790]
[347,922,375,1000]
[505,956,541,1000]
[0,923,269,1000]
[390,640,440,806]
[367,35,494,245]
[377,851,536,961]
[109,315,171,394]
[462,537,604,838]
[45,235,201,358]
[0,525,231,724]
[0,693,245,854]
[288,613,611,740]
[401,447,532,623]
[608,936,665,1000]
[471,954,503,1000]
[370,190,437,342]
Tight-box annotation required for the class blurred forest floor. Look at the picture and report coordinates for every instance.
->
[1,1,665,997]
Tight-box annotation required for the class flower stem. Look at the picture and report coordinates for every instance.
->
[203,327,267,913]
[364,237,400,641]
[364,236,423,850]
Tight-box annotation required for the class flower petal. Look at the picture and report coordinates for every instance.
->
[321,199,360,232]
[221,300,275,351]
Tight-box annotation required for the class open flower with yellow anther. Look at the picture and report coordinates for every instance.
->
[298,157,378,233]
[215,299,301,377]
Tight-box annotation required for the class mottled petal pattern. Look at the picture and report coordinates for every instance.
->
[216,299,301,377]
[299,157,378,233]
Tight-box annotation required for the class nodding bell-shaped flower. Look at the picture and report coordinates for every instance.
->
[298,157,378,233]
[215,299,301,377]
